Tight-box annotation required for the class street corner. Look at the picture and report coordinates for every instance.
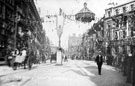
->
[0,75,31,86]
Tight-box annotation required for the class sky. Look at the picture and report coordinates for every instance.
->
[35,0,132,50]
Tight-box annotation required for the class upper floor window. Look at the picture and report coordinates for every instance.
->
[123,30,126,38]
[114,31,118,40]
[123,7,126,13]
[115,9,119,15]
[131,4,134,11]
[108,11,111,17]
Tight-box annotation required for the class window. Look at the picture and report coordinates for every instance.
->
[131,27,135,37]
[123,7,126,13]
[108,11,111,17]
[115,31,118,40]
[115,9,119,15]
[131,4,134,11]
[123,30,126,38]
[123,16,127,26]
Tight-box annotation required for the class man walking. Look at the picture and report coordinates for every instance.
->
[95,51,104,75]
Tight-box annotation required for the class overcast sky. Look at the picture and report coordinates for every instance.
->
[35,0,132,49]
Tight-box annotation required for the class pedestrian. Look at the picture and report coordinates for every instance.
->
[64,55,68,62]
[95,51,104,75]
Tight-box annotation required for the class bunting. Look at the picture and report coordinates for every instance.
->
[18,18,43,25]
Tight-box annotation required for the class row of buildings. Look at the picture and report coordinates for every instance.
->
[80,0,135,84]
[104,0,135,63]
[0,0,50,64]
[79,0,135,61]
[68,34,82,60]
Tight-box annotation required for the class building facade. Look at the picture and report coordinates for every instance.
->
[68,34,82,59]
[82,18,104,60]
[0,0,15,63]
[0,0,46,64]
[104,0,135,65]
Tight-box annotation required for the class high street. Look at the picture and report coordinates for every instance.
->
[0,60,131,86]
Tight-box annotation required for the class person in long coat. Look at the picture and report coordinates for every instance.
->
[95,52,104,75]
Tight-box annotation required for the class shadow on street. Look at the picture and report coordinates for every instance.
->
[70,61,130,86]
[0,65,38,77]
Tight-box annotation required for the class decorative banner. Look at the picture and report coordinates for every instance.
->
[56,25,63,38]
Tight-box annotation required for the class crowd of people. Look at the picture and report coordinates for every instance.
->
[6,47,47,70]
[101,50,135,86]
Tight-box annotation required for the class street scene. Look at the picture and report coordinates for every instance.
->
[0,60,131,86]
[0,0,135,86]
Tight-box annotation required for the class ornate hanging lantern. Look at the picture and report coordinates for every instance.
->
[75,2,95,23]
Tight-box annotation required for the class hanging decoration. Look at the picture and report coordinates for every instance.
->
[75,2,95,23]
